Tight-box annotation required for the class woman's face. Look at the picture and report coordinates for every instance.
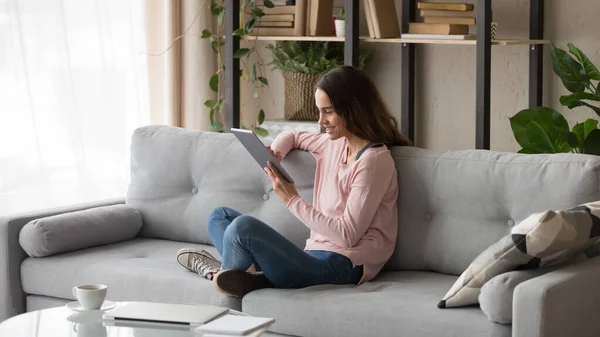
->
[315,88,349,140]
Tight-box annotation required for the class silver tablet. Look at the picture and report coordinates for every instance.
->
[231,128,295,183]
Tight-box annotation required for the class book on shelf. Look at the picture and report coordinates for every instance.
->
[401,33,476,40]
[365,0,400,38]
[423,16,475,25]
[252,27,296,36]
[256,21,294,28]
[408,23,469,35]
[247,0,333,37]
[257,14,294,22]
[419,9,475,17]
[308,0,333,36]
[417,2,474,11]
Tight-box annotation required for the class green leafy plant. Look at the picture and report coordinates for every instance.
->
[338,8,345,20]
[202,0,272,135]
[509,42,600,155]
[264,41,371,74]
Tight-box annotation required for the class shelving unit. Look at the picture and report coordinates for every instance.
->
[226,0,548,150]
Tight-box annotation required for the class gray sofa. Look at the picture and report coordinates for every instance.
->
[2,125,600,337]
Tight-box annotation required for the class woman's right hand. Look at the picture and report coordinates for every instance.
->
[266,146,283,163]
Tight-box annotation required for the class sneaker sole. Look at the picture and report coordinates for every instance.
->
[213,269,273,298]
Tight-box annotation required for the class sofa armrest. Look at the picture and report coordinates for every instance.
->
[513,256,600,337]
[0,198,125,322]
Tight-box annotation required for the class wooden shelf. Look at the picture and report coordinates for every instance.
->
[366,38,550,46]
[242,35,344,42]
[242,35,550,46]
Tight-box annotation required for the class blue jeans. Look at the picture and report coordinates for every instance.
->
[206,206,363,288]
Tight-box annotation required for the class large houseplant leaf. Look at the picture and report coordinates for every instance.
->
[550,43,589,93]
[559,92,600,117]
[509,107,572,153]
[583,129,600,155]
[572,119,599,149]
[568,43,600,81]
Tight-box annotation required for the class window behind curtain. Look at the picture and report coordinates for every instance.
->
[0,0,150,215]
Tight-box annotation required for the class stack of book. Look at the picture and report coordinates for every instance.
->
[363,0,401,39]
[403,2,476,40]
[248,0,334,37]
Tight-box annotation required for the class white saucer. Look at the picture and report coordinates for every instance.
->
[66,300,117,312]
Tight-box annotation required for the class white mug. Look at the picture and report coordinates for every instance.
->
[72,284,107,310]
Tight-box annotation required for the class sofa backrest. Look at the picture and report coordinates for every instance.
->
[126,125,313,249]
[386,146,600,276]
[127,126,600,277]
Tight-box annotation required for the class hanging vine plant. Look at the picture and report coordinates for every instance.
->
[202,0,274,136]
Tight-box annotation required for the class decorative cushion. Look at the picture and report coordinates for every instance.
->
[438,201,600,309]
[19,204,143,257]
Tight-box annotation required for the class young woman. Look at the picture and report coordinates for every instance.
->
[177,65,412,297]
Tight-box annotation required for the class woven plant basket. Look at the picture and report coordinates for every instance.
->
[283,71,321,121]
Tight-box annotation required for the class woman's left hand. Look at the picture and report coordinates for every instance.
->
[264,161,299,204]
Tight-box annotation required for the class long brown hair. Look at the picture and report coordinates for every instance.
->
[315,65,412,147]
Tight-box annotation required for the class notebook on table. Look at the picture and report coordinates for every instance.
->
[102,301,229,326]
[195,315,275,336]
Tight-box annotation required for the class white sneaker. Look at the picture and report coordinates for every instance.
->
[176,248,221,280]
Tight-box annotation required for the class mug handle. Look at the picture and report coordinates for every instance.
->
[72,286,77,299]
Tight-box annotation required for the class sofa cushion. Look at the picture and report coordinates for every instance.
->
[19,204,142,257]
[242,271,510,337]
[439,202,600,308]
[20,238,241,310]
[126,125,312,249]
[387,147,600,276]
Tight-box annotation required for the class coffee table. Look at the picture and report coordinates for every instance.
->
[0,302,288,337]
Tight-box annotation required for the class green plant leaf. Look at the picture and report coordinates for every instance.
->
[234,48,250,58]
[245,17,257,33]
[509,106,572,153]
[572,119,598,147]
[526,121,560,153]
[568,43,600,81]
[560,92,600,107]
[564,99,600,118]
[250,64,257,82]
[253,87,259,98]
[204,99,218,109]
[258,76,268,85]
[209,109,215,127]
[209,74,219,93]
[254,126,269,137]
[263,0,275,8]
[213,121,224,132]
[211,41,219,53]
[567,131,581,149]
[550,42,589,93]
[583,129,600,155]
[233,28,245,36]
[241,123,248,129]
[596,84,600,96]
[251,6,265,17]
[258,109,265,125]
[217,10,225,25]
[201,29,212,38]
[209,1,221,16]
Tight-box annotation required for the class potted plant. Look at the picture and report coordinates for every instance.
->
[335,8,345,37]
[264,41,371,121]
[509,42,600,155]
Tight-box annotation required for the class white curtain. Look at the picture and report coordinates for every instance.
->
[0,0,150,215]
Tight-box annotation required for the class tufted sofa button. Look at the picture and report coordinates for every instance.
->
[507,219,515,227]
[191,187,198,194]
[425,214,432,221]
[263,193,269,201]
